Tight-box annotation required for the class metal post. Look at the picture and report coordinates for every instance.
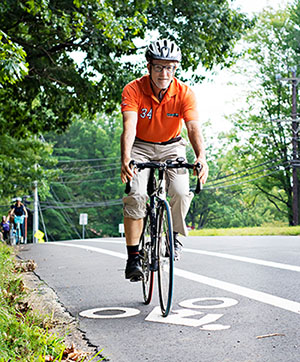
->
[277,68,300,225]
[82,224,85,239]
[33,180,39,243]
[291,67,299,225]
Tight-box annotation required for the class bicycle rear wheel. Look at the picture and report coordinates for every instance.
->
[157,200,174,317]
[9,229,16,246]
[139,212,154,304]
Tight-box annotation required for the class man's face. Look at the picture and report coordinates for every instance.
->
[147,60,178,89]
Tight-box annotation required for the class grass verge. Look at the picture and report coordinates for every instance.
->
[189,225,300,236]
[0,243,103,362]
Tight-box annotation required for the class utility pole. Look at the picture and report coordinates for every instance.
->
[276,66,300,225]
[33,180,39,243]
[291,66,299,225]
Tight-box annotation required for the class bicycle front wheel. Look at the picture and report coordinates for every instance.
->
[15,227,21,245]
[157,200,174,317]
[139,212,154,304]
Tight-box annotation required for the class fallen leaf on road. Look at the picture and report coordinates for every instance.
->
[256,333,285,339]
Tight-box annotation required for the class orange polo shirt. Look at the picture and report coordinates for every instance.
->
[121,75,199,143]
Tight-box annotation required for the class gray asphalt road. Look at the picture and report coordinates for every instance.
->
[18,236,300,362]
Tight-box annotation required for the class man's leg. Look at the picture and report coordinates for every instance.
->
[124,217,143,246]
[123,217,144,281]
[159,139,193,259]
[122,140,155,280]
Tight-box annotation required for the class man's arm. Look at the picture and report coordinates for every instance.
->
[23,205,28,218]
[120,111,138,184]
[186,120,209,184]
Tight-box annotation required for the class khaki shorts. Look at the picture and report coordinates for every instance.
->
[123,138,194,236]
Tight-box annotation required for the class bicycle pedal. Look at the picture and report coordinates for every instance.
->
[130,275,143,282]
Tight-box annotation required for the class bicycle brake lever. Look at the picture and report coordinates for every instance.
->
[195,178,203,194]
[125,160,136,194]
[125,180,131,194]
[194,163,203,194]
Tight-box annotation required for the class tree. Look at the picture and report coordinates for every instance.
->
[0,0,253,226]
[0,0,252,138]
[185,123,286,229]
[42,113,124,240]
[0,134,57,202]
[0,30,28,85]
[217,6,300,225]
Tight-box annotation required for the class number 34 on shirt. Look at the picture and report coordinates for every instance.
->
[140,108,153,120]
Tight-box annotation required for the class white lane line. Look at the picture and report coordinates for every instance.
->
[54,242,126,259]
[52,242,300,314]
[87,239,124,244]
[184,248,300,273]
[58,240,300,272]
[174,268,300,315]
[56,238,124,244]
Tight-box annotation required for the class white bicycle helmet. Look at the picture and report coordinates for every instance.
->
[146,39,181,62]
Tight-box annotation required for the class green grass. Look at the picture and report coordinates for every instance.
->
[0,243,65,361]
[189,225,300,236]
[0,243,104,362]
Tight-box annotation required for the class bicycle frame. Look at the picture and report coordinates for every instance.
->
[14,215,24,244]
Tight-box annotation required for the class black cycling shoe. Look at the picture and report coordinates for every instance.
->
[173,232,183,261]
[125,256,143,282]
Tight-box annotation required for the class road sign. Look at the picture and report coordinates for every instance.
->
[79,213,88,225]
[34,230,45,243]
[79,213,88,239]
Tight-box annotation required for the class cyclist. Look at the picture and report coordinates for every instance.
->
[9,197,28,243]
[0,215,10,242]
[120,39,208,281]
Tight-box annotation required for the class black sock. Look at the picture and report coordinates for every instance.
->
[127,245,139,260]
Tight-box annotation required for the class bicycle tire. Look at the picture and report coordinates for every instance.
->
[9,229,16,246]
[139,212,154,304]
[157,200,174,317]
[15,226,21,245]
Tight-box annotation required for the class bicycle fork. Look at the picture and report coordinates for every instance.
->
[149,196,158,272]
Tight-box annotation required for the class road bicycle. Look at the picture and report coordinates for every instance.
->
[10,215,25,245]
[126,157,202,317]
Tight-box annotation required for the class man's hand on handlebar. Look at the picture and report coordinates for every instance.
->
[194,157,208,185]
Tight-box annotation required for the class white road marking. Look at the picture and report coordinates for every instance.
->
[52,242,300,314]
[179,297,238,309]
[184,248,300,272]
[58,238,124,244]
[54,242,126,259]
[145,306,230,330]
[80,307,140,319]
[174,268,300,314]
[84,239,124,244]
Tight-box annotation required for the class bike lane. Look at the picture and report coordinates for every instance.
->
[18,237,300,362]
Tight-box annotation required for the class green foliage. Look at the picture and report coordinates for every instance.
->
[0,134,58,204]
[0,0,252,138]
[0,243,64,361]
[43,113,124,240]
[207,5,300,226]
[186,138,287,229]
[0,30,28,85]
[189,224,300,236]
[0,0,252,214]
